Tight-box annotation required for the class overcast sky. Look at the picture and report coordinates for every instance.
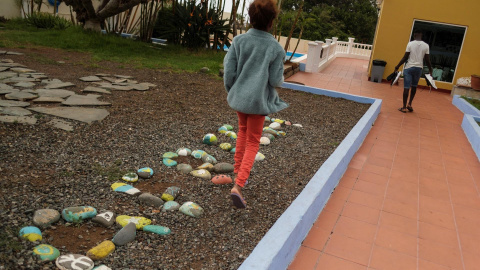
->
[222,0,251,17]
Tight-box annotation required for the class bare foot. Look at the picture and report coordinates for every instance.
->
[231,184,242,197]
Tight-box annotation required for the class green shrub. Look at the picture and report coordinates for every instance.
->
[25,12,71,30]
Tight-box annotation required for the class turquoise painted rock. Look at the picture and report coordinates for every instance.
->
[162,201,180,212]
[263,127,279,137]
[55,254,94,270]
[19,226,42,242]
[220,143,232,151]
[262,133,275,141]
[225,131,237,140]
[86,240,115,260]
[230,147,236,153]
[264,116,271,122]
[122,172,138,182]
[143,225,171,235]
[224,124,233,130]
[33,244,60,261]
[190,169,211,180]
[255,152,265,161]
[202,154,217,164]
[116,215,151,230]
[137,167,154,179]
[93,265,112,270]
[176,147,192,156]
[161,186,181,201]
[218,126,228,134]
[162,152,178,159]
[179,202,204,218]
[111,182,141,195]
[278,131,286,136]
[177,163,193,174]
[163,158,177,167]
[202,133,218,145]
[192,150,207,159]
[62,206,97,223]
[197,163,214,171]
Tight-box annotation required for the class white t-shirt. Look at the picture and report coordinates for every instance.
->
[404,40,430,70]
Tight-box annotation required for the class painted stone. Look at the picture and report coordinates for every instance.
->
[293,123,303,128]
[116,215,152,230]
[177,163,193,174]
[192,150,207,159]
[260,137,271,145]
[220,143,232,151]
[162,201,180,212]
[137,167,153,179]
[86,240,115,260]
[19,226,42,242]
[162,152,178,159]
[111,183,141,195]
[121,172,138,182]
[264,116,271,122]
[176,147,192,156]
[202,133,218,145]
[62,206,97,223]
[33,209,60,227]
[138,193,164,207]
[278,131,286,136]
[163,158,177,167]
[224,124,233,131]
[211,175,233,185]
[202,154,217,164]
[225,131,237,140]
[262,133,275,141]
[197,163,214,171]
[143,225,171,235]
[263,127,278,137]
[255,152,265,161]
[230,147,236,153]
[33,244,60,261]
[269,122,282,130]
[92,265,112,270]
[112,222,136,246]
[179,202,204,218]
[92,211,115,227]
[273,119,285,124]
[213,163,234,173]
[190,169,212,180]
[285,121,292,126]
[55,254,94,270]
[161,186,181,201]
[218,126,228,134]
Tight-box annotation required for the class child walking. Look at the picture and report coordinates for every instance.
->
[223,0,288,208]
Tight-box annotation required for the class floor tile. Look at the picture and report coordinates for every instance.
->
[315,254,367,270]
[379,211,417,236]
[418,222,459,248]
[369,245,416,270]
[333,216,377,244]
[288,246,322,270]
[374,226,417,256]
[418,238,463,269]
[313,210,340,231]
[324,233,372,266]
[382,198,417,219]
[302,226,331,251]
[348,189,384,210]
[342,202,381,225]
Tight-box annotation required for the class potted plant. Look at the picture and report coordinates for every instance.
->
[472,74,480,90]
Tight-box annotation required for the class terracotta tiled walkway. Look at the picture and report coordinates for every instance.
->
[287,58,480,270]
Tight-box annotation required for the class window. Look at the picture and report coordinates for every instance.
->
[410,20,467,83]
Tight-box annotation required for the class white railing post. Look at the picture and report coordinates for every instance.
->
[315,40,324,62]
[325,39,332,60]
[332,37,338,43]
[306,42,319,73]
[347,37,355,55]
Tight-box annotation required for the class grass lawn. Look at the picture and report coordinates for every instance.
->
[0,19,226,75]
[461,96,480,111]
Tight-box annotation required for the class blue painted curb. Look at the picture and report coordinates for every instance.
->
[239,83,382,270]
[462,114,480,161]
[453,95,480,117]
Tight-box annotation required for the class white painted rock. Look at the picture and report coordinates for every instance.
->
[260,137,271,145]
[269,122,282,130]
[255,152,265,161]
[55,254,94,270]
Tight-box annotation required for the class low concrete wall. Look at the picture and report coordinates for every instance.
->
[238,83,382,270]
[462,114,480,161]
[452,95,480,117]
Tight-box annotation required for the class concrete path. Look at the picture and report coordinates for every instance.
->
[288,58,480,270]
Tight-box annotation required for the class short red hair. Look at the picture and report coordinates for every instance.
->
[248,0,279,31]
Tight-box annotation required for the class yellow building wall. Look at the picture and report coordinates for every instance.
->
[370,0,480,90]
[1,0,21,19]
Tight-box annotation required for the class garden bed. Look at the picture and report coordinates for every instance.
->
[0,48,370,269]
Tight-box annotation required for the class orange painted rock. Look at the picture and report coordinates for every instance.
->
[211,175,233,185]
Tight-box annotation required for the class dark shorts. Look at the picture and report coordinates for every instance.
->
[403,67,423,89]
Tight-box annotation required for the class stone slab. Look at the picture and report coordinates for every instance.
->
[6,51,24,55]
[79,76,102,82]
[0,83,14,90]
[0,116,37,124]
[0,107,32,116]
[10,67,36,73]
[0,67,9,72]
[62,94,111,106]
[0,100,30,107]
[44,82,75,89]
[32,96,65,103]
[30,107,109,123]
[8,77,37,82]
[48,119,74,131]
[14,82,36,88]
[0,63,26,68]
[130,84,149,91]
[41,79,62,84]
[0,72,18,80]
[5,91,38,100]
[114,75,133,79]
[83,86,111,94]
[35,89,75,98]
[139,82,156,88]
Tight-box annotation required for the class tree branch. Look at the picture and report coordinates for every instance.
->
[97,0,147,20]
[80,0,97,19]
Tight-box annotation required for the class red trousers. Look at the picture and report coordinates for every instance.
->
[234,112,265,187]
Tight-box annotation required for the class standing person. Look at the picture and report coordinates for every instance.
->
[395,29,433,113]
[223,0,288,208]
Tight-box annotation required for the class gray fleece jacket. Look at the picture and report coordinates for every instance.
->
[223,28,289,115]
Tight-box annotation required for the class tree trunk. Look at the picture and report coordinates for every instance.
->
[284,0,303,53]
[84,19,102,31]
